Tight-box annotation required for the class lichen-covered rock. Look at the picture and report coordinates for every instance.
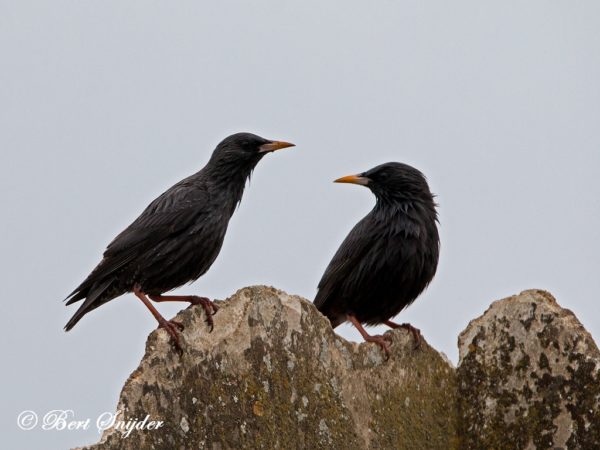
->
[77,287,600,450]
[457,289,600,450]
[80,286,457,450]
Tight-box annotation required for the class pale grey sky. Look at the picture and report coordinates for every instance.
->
[2,1,599,449]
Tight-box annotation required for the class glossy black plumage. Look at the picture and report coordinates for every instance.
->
[65,132,293,333]
[314,162,439,348]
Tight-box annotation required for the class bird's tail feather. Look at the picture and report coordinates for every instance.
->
[64,277,115,331]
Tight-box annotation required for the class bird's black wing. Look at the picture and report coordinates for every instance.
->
[314,214,375,310]
[66,176,210,302]
[104,178,210,259]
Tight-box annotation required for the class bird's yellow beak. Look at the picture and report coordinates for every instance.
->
[334,174,369,186]
[258,141,295,153]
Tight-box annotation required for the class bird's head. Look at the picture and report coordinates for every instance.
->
[210,132,295,167]
[335,162,434,204]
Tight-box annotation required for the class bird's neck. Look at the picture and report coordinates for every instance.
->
[203,156,261,213]
[375,197,437,223]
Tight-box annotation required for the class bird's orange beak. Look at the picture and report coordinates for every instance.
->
[334,174,369,186]
[259,141,295,153]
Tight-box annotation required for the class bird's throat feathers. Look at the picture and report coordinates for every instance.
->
[373,197,438,238]
[203,151,262,212]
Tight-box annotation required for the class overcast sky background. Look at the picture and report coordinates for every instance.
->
[2,1,599,449]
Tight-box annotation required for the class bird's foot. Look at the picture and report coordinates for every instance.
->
[363,334,393,358]
[188,296,219,332]
[149,293,219,332]
[385,320,421,349]
[157,319,184,352]
[134,286,184,353]
[347,314,393,358]
[400,323,422,349]
[168,319,185,331]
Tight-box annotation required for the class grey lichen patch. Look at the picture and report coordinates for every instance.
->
[179,416,190,433]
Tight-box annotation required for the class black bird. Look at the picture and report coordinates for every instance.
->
[314,162,439,355]
[65,132,294,349]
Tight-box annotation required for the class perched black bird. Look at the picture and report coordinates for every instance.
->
[65,132,294,349]
[314,162,439,355]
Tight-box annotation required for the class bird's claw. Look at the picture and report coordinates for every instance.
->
[158,319,184,352]
[385,320,422,350]
[169,320,185,331]
[188,296,218,332]
[398,323,422,350]
[364,334,392,358]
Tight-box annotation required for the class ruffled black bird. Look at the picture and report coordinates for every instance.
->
[314,162,439,355]
[64,132,294,349]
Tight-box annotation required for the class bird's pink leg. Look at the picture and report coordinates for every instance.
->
[348,315,392,356]
[384,320,421,349]
[148,294,219,332]
[133,285,184,351]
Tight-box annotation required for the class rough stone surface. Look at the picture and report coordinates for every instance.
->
[457,289,600,450]
[80,286,457,450]
[78,287,600,450]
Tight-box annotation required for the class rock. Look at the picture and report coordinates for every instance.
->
[457,289,600,449]
[78,287,600,450]
[81,286,457,450]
